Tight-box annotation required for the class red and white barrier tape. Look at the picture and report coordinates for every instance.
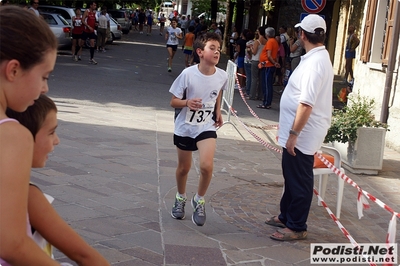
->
[314,188,377,266]
[234,72,278,129]
[226,97,399,249]
[316,153,399,248]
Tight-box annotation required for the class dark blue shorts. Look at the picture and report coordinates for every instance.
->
[237,56,244,68]
[345,50,356,59]
[174,131,217,151]
[183,49,193,55]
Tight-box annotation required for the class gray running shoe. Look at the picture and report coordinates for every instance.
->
[171,195,186,220]
[191,196,206,226]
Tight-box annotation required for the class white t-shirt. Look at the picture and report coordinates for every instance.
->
[278,46,333,155]
[98,14,108,29]
[170,65,228,138]
[166,26,182,45]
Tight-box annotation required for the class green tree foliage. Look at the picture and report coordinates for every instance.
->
[191,0,226,17]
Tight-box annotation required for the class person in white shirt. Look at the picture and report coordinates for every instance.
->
[96,8,109,52]
[165,18,182,72]
[266,14,333,242]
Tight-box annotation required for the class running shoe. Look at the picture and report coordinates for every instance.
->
[89,59,98,65]
[78,56,82,61]
[171,195,186,220]
[74,55,78,62]
[168,67,172,72]
[191,196,206,226]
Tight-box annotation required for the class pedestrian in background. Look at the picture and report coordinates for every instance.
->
[342,25,360,84]
[169,32,228,227]
[0,6,59,265]
[249,26,266,100]
[81,1,98,64]
[96,7,109,52]
[146,11,154,36]
[182,25,195,67]
[257,27,279,109]
[159,13,166,35]
[244,30,255,97]
[288,26,304,71]
[165,18,182,72]
[71,7,84,61]
[266,14,333,241]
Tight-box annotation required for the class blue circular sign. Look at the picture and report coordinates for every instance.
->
[301,0,326,14]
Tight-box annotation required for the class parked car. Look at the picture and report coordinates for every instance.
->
[41,12,72,48]
[38,5,75,25]
[109,17,122,43]
[108,9,132,34]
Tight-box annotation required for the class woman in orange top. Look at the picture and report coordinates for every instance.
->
[257,27,280,109]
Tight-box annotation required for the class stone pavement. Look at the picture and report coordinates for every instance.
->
[38,30,400,265]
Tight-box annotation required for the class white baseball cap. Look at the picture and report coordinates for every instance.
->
[295,14,326,34]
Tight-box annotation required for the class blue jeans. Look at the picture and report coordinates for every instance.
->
[260,67,266,101]
[244,62,252,95]
[279,148,314,231]
[263,66,275,106]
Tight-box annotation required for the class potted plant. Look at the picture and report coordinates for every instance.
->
[324,93,389,174]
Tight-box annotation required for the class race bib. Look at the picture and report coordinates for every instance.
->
[185,101,214,125]
[75,19,82,27]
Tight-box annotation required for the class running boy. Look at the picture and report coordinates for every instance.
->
[165,18,182,72]
[6,95,110,266]
[182,25,195,67]
[169,32,228,226]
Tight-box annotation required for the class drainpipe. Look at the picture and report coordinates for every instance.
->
[380,0,400,123]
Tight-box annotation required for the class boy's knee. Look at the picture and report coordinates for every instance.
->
[200,161,213,174]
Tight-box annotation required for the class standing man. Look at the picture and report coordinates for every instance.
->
[343,25,360,84]
[29,0,39,16]
[82,1,98,64]
[138,9,146,34]
[265,14,333,241]
[257,27,279,109]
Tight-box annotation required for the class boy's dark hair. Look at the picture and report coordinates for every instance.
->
[300,27,326,44]
[6,95,57,140]
[193,32,222,52]
[188,25,195,32]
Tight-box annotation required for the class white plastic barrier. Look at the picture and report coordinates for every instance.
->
[221,60,245,140]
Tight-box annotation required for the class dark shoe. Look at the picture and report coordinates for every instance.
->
[191,196,206,226]
[257,104,270,109]
[171,195,186,220]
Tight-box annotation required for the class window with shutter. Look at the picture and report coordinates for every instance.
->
[360,0,377,63]
[381,0,396,65]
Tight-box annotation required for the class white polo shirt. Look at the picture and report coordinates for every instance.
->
[278,46,333,155]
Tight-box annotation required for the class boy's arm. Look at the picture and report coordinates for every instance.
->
[170,95,202,110]
[214,90,223,128]
[0,126,59,266]
[28,186,110,266]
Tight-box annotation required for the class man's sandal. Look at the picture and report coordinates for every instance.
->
[265,216,286,228]
[270,229,308,241]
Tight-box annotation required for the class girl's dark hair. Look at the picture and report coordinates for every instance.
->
[6,95,57,139]
[193,32,222,51]
[0,6,58,70]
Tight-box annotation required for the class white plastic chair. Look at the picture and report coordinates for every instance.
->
[313,145,345,219]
